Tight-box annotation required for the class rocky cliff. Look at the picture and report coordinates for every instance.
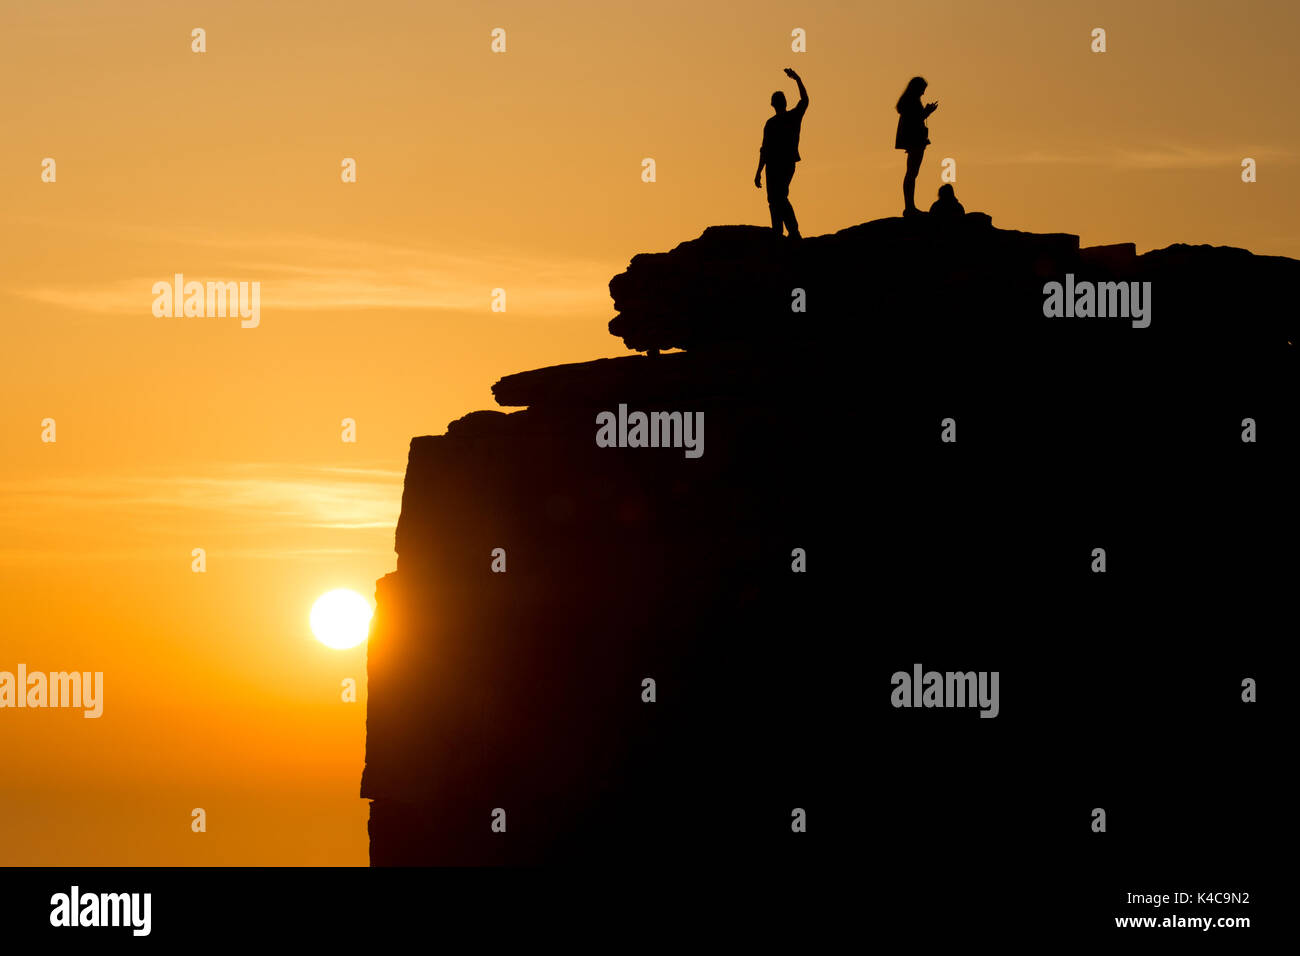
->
[361,215,1294,865]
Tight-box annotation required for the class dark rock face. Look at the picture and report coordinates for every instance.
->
[362,361,835,866]
[363,216,1294,866]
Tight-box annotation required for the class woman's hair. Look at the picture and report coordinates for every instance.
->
[896,76,928,113]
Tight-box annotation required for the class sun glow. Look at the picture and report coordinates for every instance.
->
[310,589,373,649]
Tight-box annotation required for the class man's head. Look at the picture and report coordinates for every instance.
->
[771,91,787,113]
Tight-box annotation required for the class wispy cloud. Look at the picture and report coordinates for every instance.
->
[0,462,401,526]
[11,228,611,316]
[988,144,1289,170]
[0,463,403,561]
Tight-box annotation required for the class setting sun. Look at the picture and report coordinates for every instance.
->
[310,589,373,650]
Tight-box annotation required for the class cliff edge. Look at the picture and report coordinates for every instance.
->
[361,216,1294,865]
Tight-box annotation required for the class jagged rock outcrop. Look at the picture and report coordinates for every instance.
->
[362,216,1294,866]
[607,215,1296,355]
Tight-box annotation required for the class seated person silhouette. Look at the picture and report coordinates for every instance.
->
[928,183,965,219]
[754,68,809,239]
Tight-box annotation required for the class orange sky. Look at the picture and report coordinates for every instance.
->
[1,0,1296,864]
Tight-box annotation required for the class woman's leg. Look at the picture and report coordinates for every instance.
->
[903,149,925,212]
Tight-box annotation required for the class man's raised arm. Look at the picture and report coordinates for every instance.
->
[785,68,808,113]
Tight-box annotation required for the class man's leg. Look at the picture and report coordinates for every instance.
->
[783,165,800,238]
[766,166,791,235]
[768,200,783,233]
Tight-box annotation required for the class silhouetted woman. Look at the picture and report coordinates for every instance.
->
[895,77,938,216]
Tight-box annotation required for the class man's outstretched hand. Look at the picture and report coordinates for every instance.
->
[784,67,800,80]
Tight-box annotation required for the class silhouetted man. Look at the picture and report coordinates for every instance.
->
[754,68,808,239]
